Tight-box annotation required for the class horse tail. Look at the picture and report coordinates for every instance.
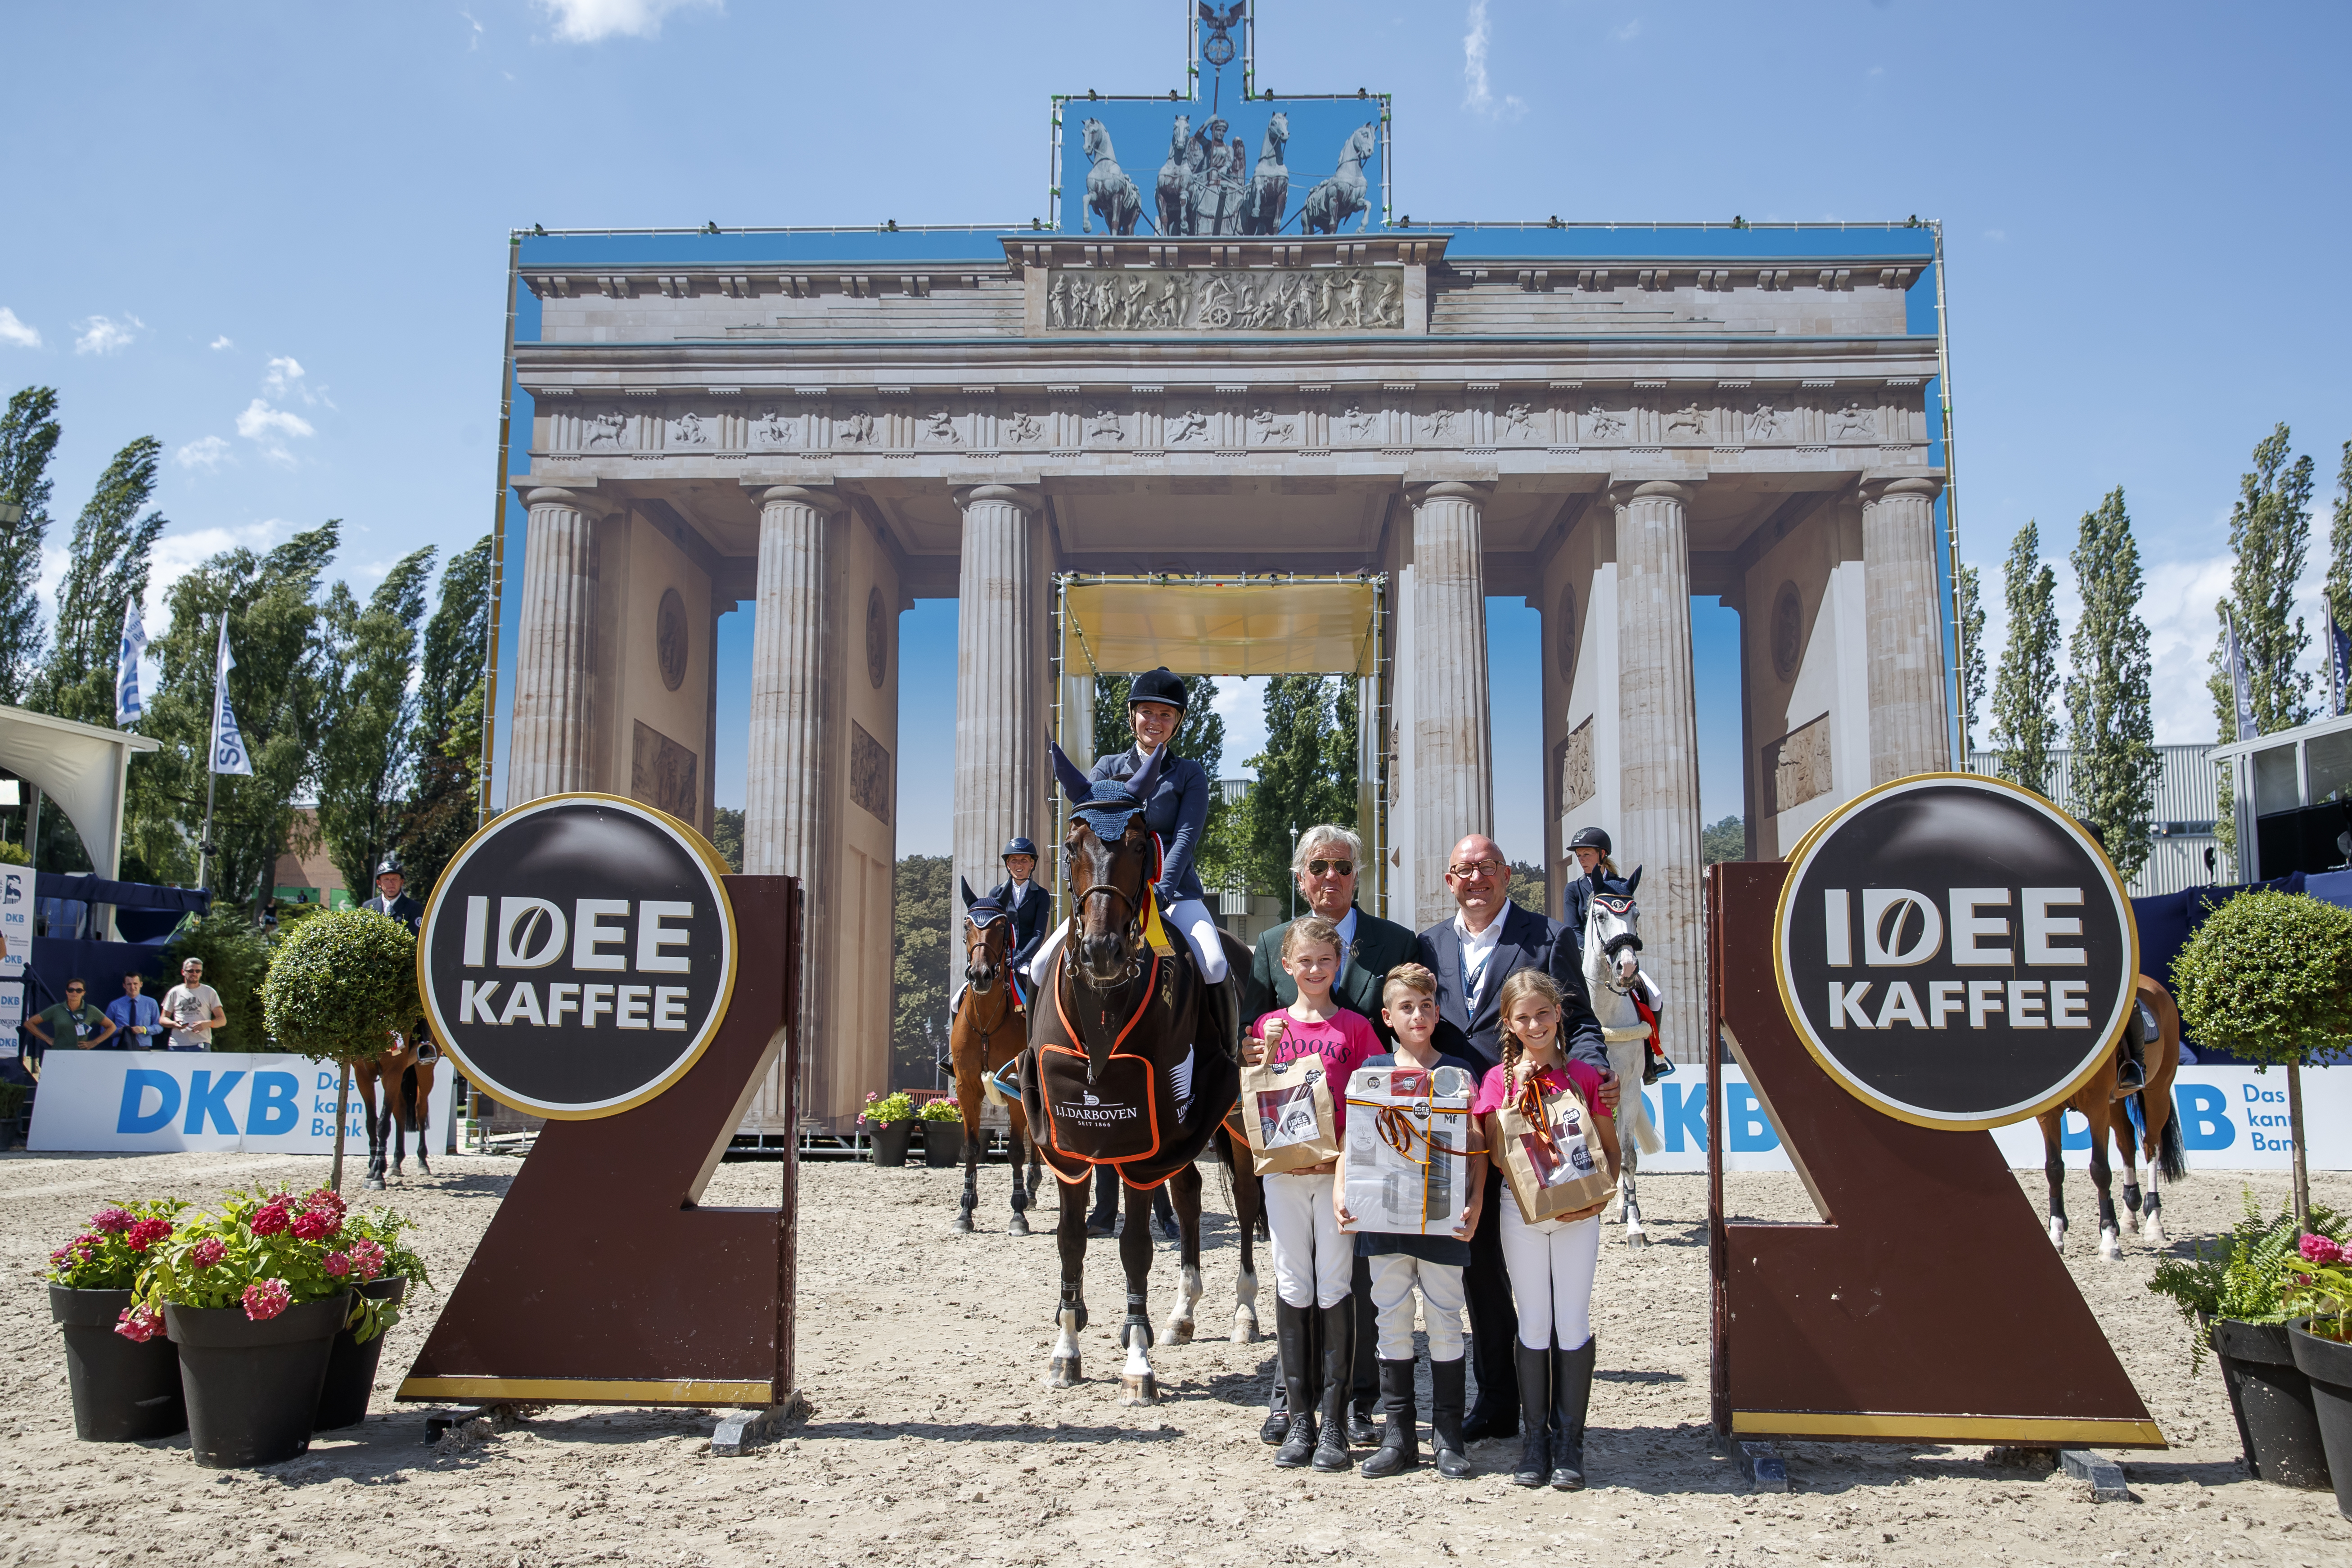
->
[1628,1082,1663,1157]
[2154,1099,2187,1183]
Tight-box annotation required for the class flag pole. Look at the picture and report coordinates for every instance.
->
[198,613,221,893]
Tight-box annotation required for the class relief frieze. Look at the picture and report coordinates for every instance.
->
[1044,266,1402,333]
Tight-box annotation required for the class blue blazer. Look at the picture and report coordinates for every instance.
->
[1088,746,1211,903]
[1414,901,1608,1075]
[985,877,1053,974]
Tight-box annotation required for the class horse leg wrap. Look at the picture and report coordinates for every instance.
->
[955,1181,977,1234]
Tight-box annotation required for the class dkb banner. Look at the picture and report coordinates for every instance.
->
[27,1050,455,1154]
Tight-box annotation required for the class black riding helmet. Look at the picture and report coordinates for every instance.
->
[1128,667,1189,713]
[1567,826,1611,857]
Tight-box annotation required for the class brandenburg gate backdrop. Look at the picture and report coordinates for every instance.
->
[483,10,1959,1134]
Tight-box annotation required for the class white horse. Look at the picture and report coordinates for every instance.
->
[1582,873,1665,1248]
[1301,121,1377,235]
[1155,114,1191,235]
[1080,118,1142,236]
[1243,111,1289,234]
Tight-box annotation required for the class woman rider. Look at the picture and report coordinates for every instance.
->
[1559,826,1620,946]
[1033,667,1238,1062]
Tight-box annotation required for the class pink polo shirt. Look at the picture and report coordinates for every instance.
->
[1251,1007,1381,1138]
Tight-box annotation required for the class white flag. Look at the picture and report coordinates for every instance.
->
[115,598,149,727]
[210,615,253,777]
[2225,610,2256,741]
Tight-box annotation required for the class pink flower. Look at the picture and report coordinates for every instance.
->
[50,1236,98,1270]
[249,1202,291,1238]
[303,1189,347,1220]
[344,1239,387,1281]
[289,1207,340,1242]
[114,1305,163,1343]
[90,1207,135,1235]
[323,1251,351,1278]
[189,1238,226,1270]
[241,1279,292,1322]
[125,1218,173,1253]
[2302,1234,2347,1266]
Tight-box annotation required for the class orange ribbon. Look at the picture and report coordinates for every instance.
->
[1345,1090,1476,1235]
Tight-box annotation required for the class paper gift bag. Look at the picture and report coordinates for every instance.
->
[1495,1072,1614,1224]
[1342,1064,1477,1236]
[1239,1052,1342,1176]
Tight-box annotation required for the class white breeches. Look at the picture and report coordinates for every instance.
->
[1025,897,1229,985]
[1499,1203,1600,1351]
[1368,1253,1466,1362]
[1265,1170,1351,1308]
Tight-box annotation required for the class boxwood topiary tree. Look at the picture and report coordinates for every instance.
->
[260,909,418,1192]
[2172,890,2352,1227]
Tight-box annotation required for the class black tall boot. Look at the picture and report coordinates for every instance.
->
[1429,1358,1472,1478]
[1311,1302,1354,1472]
[1359,1359,1420,1477]
[1272,1301,1318,1467]
[1086,1167,1120,1237]
[1550,1337,1595,1490]
[1347,1257,1379,1445]
[1510,1341,1553,1487]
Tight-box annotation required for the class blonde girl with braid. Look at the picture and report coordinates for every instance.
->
[1470,968,1615,1491]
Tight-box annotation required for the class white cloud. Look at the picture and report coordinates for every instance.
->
[461,7,483,48]
[236,398,316,466]
[264,355,305,394]
[537,0,718,43]
[1983,229,2008,242]
[0,308,41,349]
[1611,20,1642,42]
[1461,1,1527,121]
[144,519,294,633]
[209,334,234,350]
[74,313,143,355]
[173,435,232,472]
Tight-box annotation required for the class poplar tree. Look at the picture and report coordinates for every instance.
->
[1989,521,2061,798]
[0,387,62,705]
[2066,490,2160,884]
[1956,561,1987,754]
[1242,676,1359,897]
[2325,437,2351,712]
[30,436,168,726]
[398,536,493,897]
[316,547,435,899]
[2208,424,2316,862]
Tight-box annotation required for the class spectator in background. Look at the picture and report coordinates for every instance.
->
[106,972,163,1050]
[23,980,118,1066]
[162,958,225,1051]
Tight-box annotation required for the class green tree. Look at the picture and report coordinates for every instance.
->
[260,909,416,1190]
[892,853,953,1088]
[0,387,63,706]
[2325,438,2351,712]
[317,548,434,899]
[393,537,493,900]
[2065,490,2161,886]
[1237,676,1358,897]
[28,436,167,726]
[1506,859,1546,914]
[1701,814,1745,864]
[711,806,745,873]
[1989,521,2061,797]
[126,523,340,901]
[2208,424,2317,862]
[1955,562,1987,753]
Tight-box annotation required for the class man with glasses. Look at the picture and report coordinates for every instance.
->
[1416,832,1618,1443]
[162,958,226,1052]
[1240,823,1420,1447]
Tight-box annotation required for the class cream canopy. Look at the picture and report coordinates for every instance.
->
[1059,577,1381,679]
[0,704,161,880]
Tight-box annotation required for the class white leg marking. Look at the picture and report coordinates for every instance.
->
[2047,1216,2066,1251]
[1119,1324,1158,1406]
[1045,1307,1082,1389]
[1232,1262,1260,1343]
[2099,1225,2123,1262]
[1162,1263,1203,1346]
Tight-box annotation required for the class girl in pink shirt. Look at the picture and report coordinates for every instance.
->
[1241,915,1379,1472]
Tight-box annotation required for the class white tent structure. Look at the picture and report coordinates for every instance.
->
[0,704,161,882]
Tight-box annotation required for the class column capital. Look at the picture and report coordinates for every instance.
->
[1406,479,1494,508]
[754,483,847,514]
[1858,470,1946,505]
[522,485,615,518]
[951,482,1043,514]
[1607,477,1696,508]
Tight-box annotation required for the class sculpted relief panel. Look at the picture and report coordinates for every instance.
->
[1044,266,1402,333]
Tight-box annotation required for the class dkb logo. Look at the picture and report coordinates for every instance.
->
[116,1068,302,1135]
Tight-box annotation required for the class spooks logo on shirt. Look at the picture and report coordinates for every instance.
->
[420,794,735,1120]
[1773,774,2138,1131]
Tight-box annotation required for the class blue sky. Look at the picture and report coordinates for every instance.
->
[5,1,2348,860]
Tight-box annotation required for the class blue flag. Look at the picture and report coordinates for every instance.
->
[2226,611,2255,740]
[210,616,253,777]
[114,597,148,727]
[2331,612,2350,719]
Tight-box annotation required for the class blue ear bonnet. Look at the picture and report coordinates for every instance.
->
[966,896,1009,927]
[1072,782,1145,842]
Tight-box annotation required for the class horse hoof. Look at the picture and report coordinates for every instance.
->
[2099,1227,2123,1261]
[953,1213,974,1233]
[1160,1318,1194,1347]
[1007,1213,1031,1238]
[2142,1218,2166,1247]
[1230,1309,1259,1345]
[1625,1230,1649,1251]
[1045,1357,1081,1389]
[1120,1374,1158,1407]
[364,1176,386,1191]
[2047,1218,2066,1251]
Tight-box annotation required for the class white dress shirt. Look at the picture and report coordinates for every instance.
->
[1007,878,1035,907]
[1453,908,1505,1012]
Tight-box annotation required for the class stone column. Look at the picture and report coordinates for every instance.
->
[1407,482,1494,929]
[1611,479,1703,1064]
[1861,474,1952,783]
[745,484,844,1120]
[508,487,602,805]
[952,485,1045,921]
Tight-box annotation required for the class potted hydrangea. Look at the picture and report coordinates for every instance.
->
[919,1095,966,1168]
[125,1187,371,1467]
[313,1206,433,1430]
[2285,1233,2352,1520]
[862,1090,917,1167]
[45,1200,189,1441]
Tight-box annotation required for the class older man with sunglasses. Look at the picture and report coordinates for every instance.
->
[1240,824,1419,1450]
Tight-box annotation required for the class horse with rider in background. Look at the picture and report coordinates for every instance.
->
[2037,975,2186,1258]
[949,872,1045,1235]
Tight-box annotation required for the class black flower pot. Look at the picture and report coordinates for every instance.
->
[314,1277,408,1431]
[167,1294,348,1468]
[2289,1321,2352,1520]
[923,1120,965,1168]
[2210,1317,2331,1489]
[50,1285,186,1442]
[871,1120,914,1167]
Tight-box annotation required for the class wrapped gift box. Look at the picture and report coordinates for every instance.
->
[1341,1063,1476,1237]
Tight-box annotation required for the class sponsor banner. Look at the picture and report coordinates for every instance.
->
[1629,1066,2352,1173]
[27,1050,455,1155]
[1,865,29,978]
[0,981,20,1055]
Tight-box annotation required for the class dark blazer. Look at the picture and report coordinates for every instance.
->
[362,892,424,937]
[1089,746,1211,903]
[1415,901,1608,1075]
[986,877,1053,974]
[1242,903,1421,1043]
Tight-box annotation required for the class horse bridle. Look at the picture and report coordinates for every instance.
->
[965,910,1009,993]
[1065,813,1153,980]
[1591,894,1643,987]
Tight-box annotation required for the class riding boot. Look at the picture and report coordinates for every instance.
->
[2116,1035,2147,1094]
[1311,1302,1355,1472]
[1429,1358,1473,1478]
[1086,1168,1120,1238]
[1549,1337,1595,1490]
[1358,1360,1420,1477]
[1510,1342,1553,1487]
[1272,1301,1318,1467]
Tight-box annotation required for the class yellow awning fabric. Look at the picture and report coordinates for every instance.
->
[1062,580,1379,678]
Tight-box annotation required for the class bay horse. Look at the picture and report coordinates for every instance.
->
[2036,975,2186,1259]
[355,1038,437,1190]
[1017,784,1245,1402]
[1582,874,1666,1248]
[951,882,1043,1235]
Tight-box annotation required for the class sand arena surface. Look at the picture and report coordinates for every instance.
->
[2,1149,2348,1567]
